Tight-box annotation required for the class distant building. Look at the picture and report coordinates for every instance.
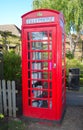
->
[0,24,21,55]
[0,24,21,36]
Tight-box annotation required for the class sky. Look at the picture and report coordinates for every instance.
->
[0,0,33,29]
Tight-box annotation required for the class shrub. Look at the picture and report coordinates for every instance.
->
[66,51,74,59]
[3,51,21,81]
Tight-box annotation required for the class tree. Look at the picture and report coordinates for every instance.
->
[33,0,83,58]
[33,0,83,33]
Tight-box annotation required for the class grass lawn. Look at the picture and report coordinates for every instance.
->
[0,118,27,130]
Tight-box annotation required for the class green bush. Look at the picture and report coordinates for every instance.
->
[66,51,74,59]
[3,51,21,80]
[66,58,83,75]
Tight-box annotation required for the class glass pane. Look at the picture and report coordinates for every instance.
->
[42,43,48,50]
[32,32,48,40]
[32,72,42,79]
[32,52,42,60]
[42,72,48,79]
[32,100,48,108]
[43,82,48,89]
[32,62,42,70]
[42,52,48,60]
[32,42,42,50]
[42,62,48,70]
[32,42,48,50]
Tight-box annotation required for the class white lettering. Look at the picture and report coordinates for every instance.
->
[26,17,55,24]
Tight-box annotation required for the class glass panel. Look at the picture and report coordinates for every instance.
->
[32,100,48,108]
[42,62,48,70]
[43,82,48,89]
[32,72,42,79]
[42,52,48,60]
[32,42,48,50]
[32,32,48,40]
[42,72,48,79]
[32,52,49,60]
[32,42,42,50]
[32,62,42,70]
[32,52,42,60]
[32,89,42,98]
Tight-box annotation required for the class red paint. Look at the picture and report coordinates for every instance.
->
[21,9,66,122]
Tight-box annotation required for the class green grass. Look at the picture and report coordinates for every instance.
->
[0,118,27,130]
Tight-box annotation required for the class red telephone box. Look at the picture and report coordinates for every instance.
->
[21,9,66,122]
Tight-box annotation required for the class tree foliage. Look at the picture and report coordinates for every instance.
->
[33,0,83,33]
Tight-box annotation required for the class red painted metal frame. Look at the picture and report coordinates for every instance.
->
[21,9,66,122]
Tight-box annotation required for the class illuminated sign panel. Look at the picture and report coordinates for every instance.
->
[26,17,55,24]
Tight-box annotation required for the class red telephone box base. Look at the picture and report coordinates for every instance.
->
[21,108,66,125]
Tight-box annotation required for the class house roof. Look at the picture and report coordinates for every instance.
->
[0,24,21,36]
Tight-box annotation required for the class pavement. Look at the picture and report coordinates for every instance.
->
[66,91,83,106]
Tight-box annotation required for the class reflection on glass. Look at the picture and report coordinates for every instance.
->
[42,72,48,79]
[42,52,48,60]
[32,52,42,60]
[32,62,42,70]
[43,62,48,70]
[42,44,48,50]
[32,100,48,108]
[32,72,42,79]
[32,42,42,50]
[32,32,48,40]
[43,82,48,89]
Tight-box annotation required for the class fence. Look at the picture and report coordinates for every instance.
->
[0,80,18,117]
